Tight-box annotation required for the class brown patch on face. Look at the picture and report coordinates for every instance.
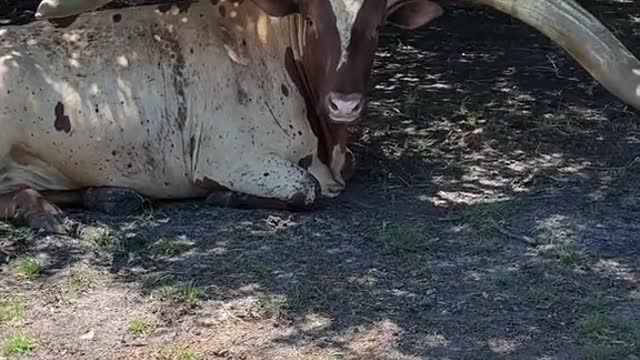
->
[54,102,71,133]
[218,5,227,18]
[48,14,79,28]
[331,0,386,95]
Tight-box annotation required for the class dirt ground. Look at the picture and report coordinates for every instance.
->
[1,0,639,359]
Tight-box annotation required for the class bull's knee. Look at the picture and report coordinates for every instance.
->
[0,188,64,233]
[287,171,321,210]
[206,173,320,211]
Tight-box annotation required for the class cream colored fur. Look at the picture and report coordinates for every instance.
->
[0,0,347,204]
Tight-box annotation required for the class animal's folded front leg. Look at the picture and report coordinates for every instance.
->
[198,154,321,211]
[0,188,65,233]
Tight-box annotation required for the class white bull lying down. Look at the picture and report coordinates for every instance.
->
[1,0,443,232]
[3,0,640,233]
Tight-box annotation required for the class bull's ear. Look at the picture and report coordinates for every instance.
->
[251,0,299,17]
[386,0,443,30]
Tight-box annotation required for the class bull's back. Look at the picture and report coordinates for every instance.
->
[0,4,222,197]
[0,1,314,199]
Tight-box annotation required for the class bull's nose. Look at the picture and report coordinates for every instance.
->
[326,92,364,123]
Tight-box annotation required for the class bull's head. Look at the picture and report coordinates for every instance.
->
[254,0,443,125]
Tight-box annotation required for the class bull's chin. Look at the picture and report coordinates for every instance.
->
[327,115,361,125]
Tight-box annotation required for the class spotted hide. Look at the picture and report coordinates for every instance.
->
[0,0,442,231]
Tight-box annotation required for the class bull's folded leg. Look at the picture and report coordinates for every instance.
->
[202,154,321,211]
[81,187,145,216]
[206,189,317,211]
[0,188,64,233]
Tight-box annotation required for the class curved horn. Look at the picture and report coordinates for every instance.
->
[471,0,640,111]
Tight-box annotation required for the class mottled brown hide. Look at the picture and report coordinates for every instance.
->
[54,101,71,133]
[149,27,189,130]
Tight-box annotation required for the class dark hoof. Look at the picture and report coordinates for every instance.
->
[83,187,144,216]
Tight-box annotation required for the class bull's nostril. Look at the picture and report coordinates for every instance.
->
[328,98,339,112]
[353,100,363,113]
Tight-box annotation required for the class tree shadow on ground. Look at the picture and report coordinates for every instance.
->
[1,0,640,359]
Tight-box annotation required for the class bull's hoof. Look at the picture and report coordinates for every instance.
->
[83,187,144,216]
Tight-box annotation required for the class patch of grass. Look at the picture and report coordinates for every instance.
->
[585,342,628,360]
[40,265,97,305]
[156,345,201,360]
[583,294,622,314]
[492,269,515,289]
[462,201,513,238]
[128,317,154,337]
[151,237,188,257]
[130,208,159,227]
[13,256,42,280]
[0,298,24,323]
[580,311,612,337]
[85,227,124,252]
[258,294,289,319]
[527,285,555,306]
[69,264,96,290]
[546,242,589,266]
[377,223,434,255]
[157,281,200,304]
[453,99,485,131]
[579,309,640,359]
[0,221,32,240]
[1,333,36,356]
[142,271,175,289]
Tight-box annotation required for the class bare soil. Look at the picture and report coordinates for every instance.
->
[1,1,639,359]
